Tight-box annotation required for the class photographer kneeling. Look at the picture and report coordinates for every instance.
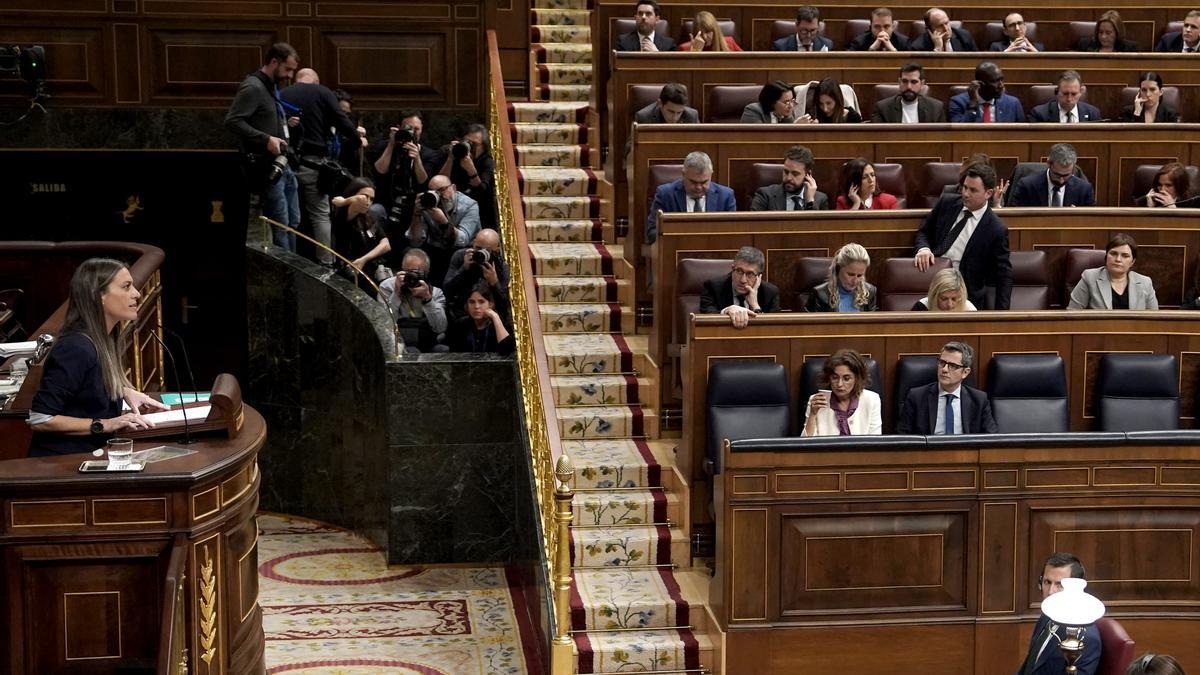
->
[377,248,448,353]
[406,175,480,285]
[443,228,508,322]
[439,124,496,230]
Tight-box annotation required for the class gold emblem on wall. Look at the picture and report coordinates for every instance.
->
[120,195,144,224]
[199,547,218,666]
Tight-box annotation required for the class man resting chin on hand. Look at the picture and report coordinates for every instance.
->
[698,246,781,329]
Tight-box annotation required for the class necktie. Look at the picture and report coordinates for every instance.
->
[1021,621,1053,674]
[1186,46,1194,53]
[982,103,992,123]
[691,197,704,213]
[937,210,973,255]
[1052,185,1064,207]
[791,195,804,210]
[1065,110,1075,123]
[944,394,956,434]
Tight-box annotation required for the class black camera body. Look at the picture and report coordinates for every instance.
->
[396,123,417,146]
[469,248,491,266]
[418,191,439,209]
[452,139,473,160]
[261,140,298,184]
[402,268,426,289]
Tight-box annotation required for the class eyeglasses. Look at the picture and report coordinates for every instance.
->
[779,98,797,107]
[434,185,454,194]
[937,358,966,371]
[1005,20,1025,29]
[731,267,761,280]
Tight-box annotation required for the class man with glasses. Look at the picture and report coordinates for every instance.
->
[990,13,1043,52]
[408,175,480,284]
[1010,144,1095,207]
[699,246,780,329]
[871,63,946,123]
[848,8,910,51]
[1154,10,1200,52]
[1018,552,1101,675]
[774,6,832,52]
[896,341,997,435]
[751,145,829,211]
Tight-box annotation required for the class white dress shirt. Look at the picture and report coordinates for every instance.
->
[901,99,920,123]
[933,384,964,434]
[687,195,706,212]
[1059,105,1078,123]
[944,203,989,264]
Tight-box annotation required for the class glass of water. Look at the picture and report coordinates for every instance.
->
[106,437,134,470]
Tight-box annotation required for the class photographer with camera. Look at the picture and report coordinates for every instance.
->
[443,228,508,322]
[377,248,447,353]
[224,42,302,251]
[279,68,361,266]
[332,89,367,175]
[438,123,496,230]
[405,175,480,285]
[329,177,390,293]
[371,111,441,197]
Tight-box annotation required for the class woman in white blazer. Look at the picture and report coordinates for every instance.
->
[1068,233,1159,310]
[802,349,883,436]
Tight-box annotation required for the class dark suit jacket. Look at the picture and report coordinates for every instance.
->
[699,273,781,313]
[1010,171,1096,207]
[772,34,833,51]
[750,183,829,211]
[871,94,947,123]
[1015,614,1102,675]
[1154,31,1195,52]
[805,280,878,312]
[1028,100,1103,123]
[646,178,737,242]
[1121,103,1182,123]
[847,30,910,51]
[910,26,977,51]
[914,193,1013,309]
[740,102,796,123]
[1076,37,1139,52]
[949,92,1025,122]
[989,37,1045,51]
[615,30,676,52]
[896,382,998,435]
[634,101,700,124]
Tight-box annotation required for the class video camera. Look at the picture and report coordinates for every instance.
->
[0,45,47,99]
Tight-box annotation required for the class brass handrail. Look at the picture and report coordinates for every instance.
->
[486,30,575,673]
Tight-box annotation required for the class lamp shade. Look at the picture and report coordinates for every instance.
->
[1042,577,1106,626]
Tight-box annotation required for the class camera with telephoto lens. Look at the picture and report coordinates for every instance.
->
[264,141,298,184]
[401,268,426,289]
[395,123,417,145]
[469,248,491,266]
[452,139,473,160]
[417,190,439,209]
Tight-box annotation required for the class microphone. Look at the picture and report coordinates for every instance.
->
[161,327,198,404]
[149,330,192,445]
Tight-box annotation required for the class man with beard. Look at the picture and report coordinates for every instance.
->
[406,175,480,284]
[750,145,829,211]
[949,62,1026,122]
[871,63,946,123]
[847,8,911,51]
[615,0,676,51]
[225,42,302,251]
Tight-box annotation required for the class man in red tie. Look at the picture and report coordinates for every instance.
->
[949,62,1026,122]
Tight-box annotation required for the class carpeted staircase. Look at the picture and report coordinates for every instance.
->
[516,2,716,672]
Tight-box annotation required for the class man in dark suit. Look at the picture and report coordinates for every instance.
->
[1017,552,1102,675]
[646,151,736,243]
[699,246,781,328]
[634,83,699,124]
[750,145,829,211]
[871,63,946,123]
[990,13,1044,52]
[615,0,676,52]
[897,341,998,435]
[1028,71,1103,123]
[949,62,1025,122]
[1010,143,1096,207]
[1153,11,1200,52]
[913,162,1013,309]
[910,8,977,51]
[847,7,911,51]
[773,5,833,51]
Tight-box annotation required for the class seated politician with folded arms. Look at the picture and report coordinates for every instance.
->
[1068,233,1158,310]
[896,341,997,435]
[26,258,170,457]
[699,246,780,328]
[802,349,882,436]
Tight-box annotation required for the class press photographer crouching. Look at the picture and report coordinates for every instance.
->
[438,124,496,230]
[446,281,515,355]
[406,175,480,285]
[377,248,447,353]
[443,228,509,322]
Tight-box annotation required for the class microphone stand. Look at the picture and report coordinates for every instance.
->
[149,330,192,444]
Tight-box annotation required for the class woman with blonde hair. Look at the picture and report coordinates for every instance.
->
[802,349,883,437]
[913,268,978,311]
[678,11,743,51]
[806,243,878,312]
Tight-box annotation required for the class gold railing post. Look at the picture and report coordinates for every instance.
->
[552,455,576,674]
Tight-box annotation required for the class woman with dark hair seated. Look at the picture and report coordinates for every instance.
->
[836,158,899,210]
[446,281,515,355]
[1076,10,1139,52]
[806,243,878,312]
[1142,163,1194,208]
[1068,233,1159,310]
[803,77,862,123]
[741,80,797,123]
[1126,654,1187,675]
[1123,72,1182,123]
[801,348,882,437]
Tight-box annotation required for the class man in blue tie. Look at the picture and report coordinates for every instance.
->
[645,151,737,243]
[1017,552,1102,675]
[897,341,998,435]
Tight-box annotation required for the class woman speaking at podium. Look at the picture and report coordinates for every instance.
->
[26,258,168,457]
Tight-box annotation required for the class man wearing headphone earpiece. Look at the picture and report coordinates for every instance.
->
[1017,552,1102,675]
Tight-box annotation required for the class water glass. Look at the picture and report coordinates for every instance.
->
[106,437,134,470]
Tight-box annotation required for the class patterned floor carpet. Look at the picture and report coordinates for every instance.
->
[258,513,534,674]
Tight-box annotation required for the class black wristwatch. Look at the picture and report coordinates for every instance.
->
[90,418,104,434]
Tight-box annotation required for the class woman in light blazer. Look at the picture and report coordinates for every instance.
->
[802,349,883,437]
[1068,233,1159,310]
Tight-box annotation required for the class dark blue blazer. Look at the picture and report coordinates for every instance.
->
[895,382,997,435]
[646,178,737,243]
[28,332,122,456]
[1154,31,1192,52]
[910,26,978,51]
[949,92,1025,122]
[989,37,1046,51]
[1010,172,1095,207]
[1015,614,1102,675]
[914,193,1013,309]
[772,34,833,51]
[1028,100,1103,123]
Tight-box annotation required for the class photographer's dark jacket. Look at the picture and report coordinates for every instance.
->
[279,82,359,157]
[443,249,511,321]
[224,70,284,154]
[369,138,443,197]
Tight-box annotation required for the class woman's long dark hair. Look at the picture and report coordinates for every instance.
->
[811,77,847,123]
[840,158,876,201]
[62,258,131,400]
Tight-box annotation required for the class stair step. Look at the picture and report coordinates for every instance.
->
[531,24,592,44]
[540,303,628,334]
[537,83,592,102]
[526,219,613,244]
[511,122,589,144]
[571,525,684,568]
[508,101,588,124]
[534,42,593,65]
[523,195,601,219]
[531,8,590,25]
[544,334,645,375]
[552,374,643,407]
[519,166,597,196]
[574,628,712,673]
[562,438,661,488]
[573,488,679,527]
[558,405,654,439]
[535,276,632,305]
[514,143,589,168]
[529,242,617,276]
[537,63,593,87]
[572,568,699,632]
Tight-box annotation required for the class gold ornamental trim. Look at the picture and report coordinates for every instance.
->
[199,547,218,667]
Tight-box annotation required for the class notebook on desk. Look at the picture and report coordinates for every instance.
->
[124,373,244,440]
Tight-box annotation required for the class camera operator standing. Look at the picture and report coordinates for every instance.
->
[371,111,441,199]
[406,175,480,285]
[224,43,302,251]
[438,124,496,231]
[377,248,447,353]
[279,68,361,267]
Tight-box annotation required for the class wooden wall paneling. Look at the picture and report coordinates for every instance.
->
[455,26,481,106]
[148,28,275,101]
[322,31,448,100]
[0,24,107,100]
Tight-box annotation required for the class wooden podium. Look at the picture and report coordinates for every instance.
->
[0,404,267,674]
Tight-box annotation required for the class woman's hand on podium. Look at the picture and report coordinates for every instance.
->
[123,387,170,414]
